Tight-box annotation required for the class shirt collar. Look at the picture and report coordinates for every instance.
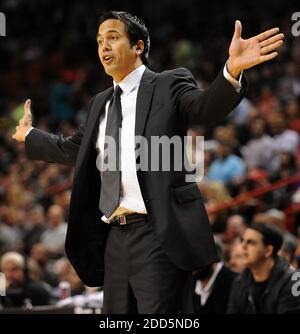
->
[113,65,146,95]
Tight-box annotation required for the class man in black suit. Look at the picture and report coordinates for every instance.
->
[12,11,284,313]
[183,239,237,314]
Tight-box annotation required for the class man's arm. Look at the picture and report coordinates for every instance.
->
[170,21,284,127]
[12,98,93,166]
[24,125,85,166]
[169,67,246,128]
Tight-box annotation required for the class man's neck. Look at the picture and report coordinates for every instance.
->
[113,60,143,83]
[250,257,275,282]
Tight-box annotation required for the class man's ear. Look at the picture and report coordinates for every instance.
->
[265,245,274,259]
[135,40,144,55]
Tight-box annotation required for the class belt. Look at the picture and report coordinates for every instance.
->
[107,213,148,226]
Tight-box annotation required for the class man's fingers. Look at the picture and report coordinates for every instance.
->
[19,99,32,127]
[12,126,19,140]
[24,99,32,116]
[233,20,242,39]
[258,52,278,64]
[261,40,283,54]
[260,33,284,47]
[257,27,280,42]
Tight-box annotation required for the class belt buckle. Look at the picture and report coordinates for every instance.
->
[119,215,127,225]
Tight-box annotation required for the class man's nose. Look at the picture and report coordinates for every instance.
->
[101,40,111,52]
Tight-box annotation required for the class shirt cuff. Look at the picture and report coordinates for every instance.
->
[25,127,34,138]
[223,64,243,93]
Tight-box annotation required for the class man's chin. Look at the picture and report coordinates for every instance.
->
[103,66,117,78]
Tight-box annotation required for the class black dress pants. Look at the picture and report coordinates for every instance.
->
[102,219,188,314]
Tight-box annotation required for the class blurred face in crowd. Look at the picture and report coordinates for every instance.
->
[286,99,299,118]
[229,241,247,273]
[30,243,48,265]
[47,205,64,227]
[216,142,232,159]
[226,215,246,240]
[250,119,266,138]
[213,126,230,143]
[268,114,286,135]
[97,19,144,82]
[29,208,45,227]
[2,260,24,287]
[241,228,273,268]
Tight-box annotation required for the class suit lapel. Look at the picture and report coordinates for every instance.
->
[135,68,157,137]
[88,87,114,145]
[76,68,157,173]
[75,87,113,172]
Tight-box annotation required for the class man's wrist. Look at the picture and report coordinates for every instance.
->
[226,59,242,79]
[25,127,34,139]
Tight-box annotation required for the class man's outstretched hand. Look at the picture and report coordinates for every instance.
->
[227,20,284,78]
[12,99,32,142]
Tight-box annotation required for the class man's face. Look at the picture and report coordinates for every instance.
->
[2,261,24,287]
[241,228,271,268]
[97,19,142,82]
[229,242,246,273]
[250,119,265,138]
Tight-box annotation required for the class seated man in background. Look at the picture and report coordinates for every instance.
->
[0,252,51,308]
[227,223,300,314]
[184,239,237,314]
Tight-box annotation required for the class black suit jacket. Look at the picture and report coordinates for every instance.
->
[190,266,237,314]
[25,67,246,286]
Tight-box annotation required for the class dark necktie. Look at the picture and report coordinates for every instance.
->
[99,85,122,218]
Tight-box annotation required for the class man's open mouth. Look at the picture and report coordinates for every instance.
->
[103,55,113,64]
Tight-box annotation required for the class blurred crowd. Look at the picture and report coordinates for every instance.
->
[0,0,300,313]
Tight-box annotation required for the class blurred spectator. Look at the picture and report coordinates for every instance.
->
[30,243,58,287]
[184,239,237,314]
[53,258,85,298]
[206,142,246,184]
[0,251,51,308]
[241,118,274,170]
[229,239,246,273]
[279,233,299,269]
[224,214,247,243]
[253,208,286,231]
[268,113,299,172]
[23,205,46,254]
[285,98,300,134]
[201,181,231,233]
[40,205,67,258]
[227,97,254,126]
[0,220,20,253]
[228,223,300,314]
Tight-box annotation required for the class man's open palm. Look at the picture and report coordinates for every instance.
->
[227,20,284,77]
[12,99,32,142]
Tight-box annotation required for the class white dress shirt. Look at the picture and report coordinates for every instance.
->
[96,65,147,221]
[25,64,241,223]
[195,262,224,306]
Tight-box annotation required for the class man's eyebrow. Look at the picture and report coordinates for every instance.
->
[96,29,120,39]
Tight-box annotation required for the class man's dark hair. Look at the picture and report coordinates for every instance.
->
[98,11,150,66]
[249,223,283,258]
